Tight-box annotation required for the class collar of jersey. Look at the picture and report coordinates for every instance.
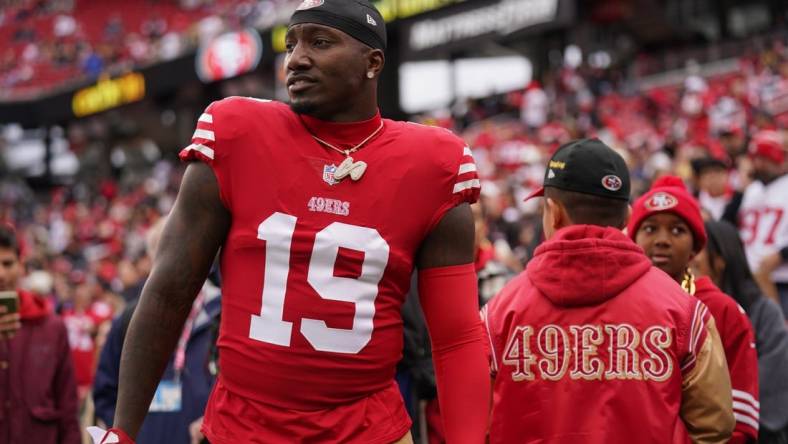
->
[300,111,383,150]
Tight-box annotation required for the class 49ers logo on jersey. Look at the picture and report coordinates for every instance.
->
[644,192,678,211]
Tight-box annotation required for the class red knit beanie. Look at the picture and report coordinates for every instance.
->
[627,175,707,252]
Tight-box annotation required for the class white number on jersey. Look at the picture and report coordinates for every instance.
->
[249,212,390,354]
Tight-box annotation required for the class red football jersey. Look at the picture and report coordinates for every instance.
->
[179,97,479,436]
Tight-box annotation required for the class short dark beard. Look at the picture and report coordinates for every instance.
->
[752,169,778,184]
[289,100,317,116]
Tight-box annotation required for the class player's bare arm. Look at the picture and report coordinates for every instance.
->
[114,162,230,438]
[417,203,474,268]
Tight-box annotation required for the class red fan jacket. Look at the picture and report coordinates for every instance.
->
[482,225,735,444]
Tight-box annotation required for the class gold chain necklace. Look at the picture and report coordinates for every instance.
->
[308,121,384,182]
[681,268,696,296]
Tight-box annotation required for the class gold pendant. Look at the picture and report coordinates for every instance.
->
[333,156,367,181]
[681,269,696,296]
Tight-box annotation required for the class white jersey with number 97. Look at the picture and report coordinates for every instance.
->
[739,174,788,283]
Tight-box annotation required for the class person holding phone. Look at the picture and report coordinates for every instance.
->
[0,224,80,444]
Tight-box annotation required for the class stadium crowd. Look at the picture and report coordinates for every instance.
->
[0,21,787,444]
[0,0,299,98]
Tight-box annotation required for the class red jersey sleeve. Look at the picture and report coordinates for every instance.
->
[427,134,481,231]
[180,102,220,165]
[179,101,232,208]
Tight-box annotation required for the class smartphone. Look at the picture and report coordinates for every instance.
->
[0,291,18,315]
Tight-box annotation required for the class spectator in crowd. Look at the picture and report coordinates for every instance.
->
[482,139,734,443]
[692,156,732,220]
[472,202,516,305]
[61,279,113,404]
[694,220,788,443]
[735,131,788,314]
[630,175,759,443]
[92,216,220,444]
[0,224,80,444]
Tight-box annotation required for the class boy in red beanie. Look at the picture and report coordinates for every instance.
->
[630,175,759,443]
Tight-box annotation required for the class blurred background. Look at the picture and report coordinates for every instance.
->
[0,0,786,442]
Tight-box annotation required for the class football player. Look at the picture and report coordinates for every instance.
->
[91,1,489,443]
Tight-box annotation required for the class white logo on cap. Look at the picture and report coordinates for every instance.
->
[645,192,678,211]
[547,169,556,179]
[366,14,377,26]
[296,0,324,10]
[601,175,622,191]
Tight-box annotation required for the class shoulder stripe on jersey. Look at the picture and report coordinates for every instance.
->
[733,400,760,420]
[198,113,213,123]
[458,163,477,174]
[454,179,481,194]
[733,412,759,431]
[463,147,473,157]
[733,389,760,409]
[184,143,215,160]
[193,128,215,141]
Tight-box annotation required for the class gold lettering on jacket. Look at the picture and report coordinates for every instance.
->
[502,324,673,382]
[502,326,536,381]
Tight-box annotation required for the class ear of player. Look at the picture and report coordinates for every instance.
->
[87,426,136,444]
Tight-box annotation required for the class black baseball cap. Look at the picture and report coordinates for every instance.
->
[525,138,631,201]
[289,0,386,50]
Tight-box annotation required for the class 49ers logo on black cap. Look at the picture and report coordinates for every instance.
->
[297,0,324,10]
[601,175,623,191]
[644,192,678,211]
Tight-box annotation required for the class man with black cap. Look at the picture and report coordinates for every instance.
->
[481,139,734,443]
[89,1,490,443]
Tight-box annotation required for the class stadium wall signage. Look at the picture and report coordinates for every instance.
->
[404,0,572,56]
[196,29,263,83]
[374,0,463,22]
[71,72,145,118]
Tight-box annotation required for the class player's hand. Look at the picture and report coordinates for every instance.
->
[0,305,21,340]
[189,416,205,444]
[87,426,136,444]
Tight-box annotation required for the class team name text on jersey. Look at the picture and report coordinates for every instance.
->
[308,196,350,216]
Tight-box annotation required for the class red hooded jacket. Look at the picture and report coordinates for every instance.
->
[0,290,80,444]
[482,225,734,444]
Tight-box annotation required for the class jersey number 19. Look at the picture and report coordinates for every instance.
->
[249,212,390,354]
